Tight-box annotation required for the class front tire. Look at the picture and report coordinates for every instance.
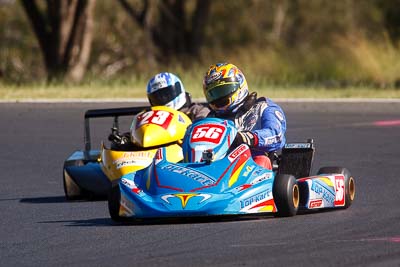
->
[108,181,125,222]
[317,167,355,208]
[273,174,299,217]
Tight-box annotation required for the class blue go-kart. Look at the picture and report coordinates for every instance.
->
[108,118,355,222]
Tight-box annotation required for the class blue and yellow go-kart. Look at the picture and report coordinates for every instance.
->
[63,106,191,200]
[108,118,355,221]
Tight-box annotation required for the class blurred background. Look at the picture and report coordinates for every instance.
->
[1,0,400,97]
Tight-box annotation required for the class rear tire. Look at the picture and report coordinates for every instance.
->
[317,167,355,208]
[273,174,299,217]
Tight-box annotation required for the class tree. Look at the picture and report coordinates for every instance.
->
[20,0,96,82]
[118,0,211,62]
[376,0,400,44]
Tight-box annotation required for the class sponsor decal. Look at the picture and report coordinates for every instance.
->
[251,168,264,178]
[334,175,345,206]
[240,189,272,209]
[121,178,135,188]
[251,172,273,185]
[115,159,151,169]
[161,164,216,186]
[178,114,186,123]
[309,199,323,208]
[243,165,255,177]
[234,169,272,192]
[311,180,335,204]
[237,184,252,191]
[121,178,141,194]
[266,135,281,145]
[154,149,163,164]
[161,193,211,208]
[120,151,153,159]
[120,194,134,216]
[113,151,154,169]
[228,144,248,162]
[284,143,311,149]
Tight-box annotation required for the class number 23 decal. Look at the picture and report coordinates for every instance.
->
[190,124,226,144]
[137,110,173,129]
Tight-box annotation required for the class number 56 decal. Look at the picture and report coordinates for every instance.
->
[190,124,226,144]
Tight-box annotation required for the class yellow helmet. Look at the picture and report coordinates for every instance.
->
[203,63,249,114]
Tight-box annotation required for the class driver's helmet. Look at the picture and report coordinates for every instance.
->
[203,63,249,114]
[146,72,187,110]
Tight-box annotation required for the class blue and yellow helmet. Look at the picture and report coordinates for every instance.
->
[203,63,249,114]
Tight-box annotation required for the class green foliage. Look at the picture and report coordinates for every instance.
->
[0,1,45,82]
[1,0,400,91]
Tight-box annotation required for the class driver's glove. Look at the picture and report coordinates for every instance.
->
[108,131,130,145]
[232,131,259,148]
[120,132,130,144]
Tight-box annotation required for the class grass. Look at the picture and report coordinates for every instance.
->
[1,82,399,101]
[2,34,400,101]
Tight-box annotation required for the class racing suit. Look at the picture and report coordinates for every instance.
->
[209,92,287,169]
[179,93,210,121]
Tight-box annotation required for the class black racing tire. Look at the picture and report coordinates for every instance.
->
[273,174,299,217]
[317,167,355,209]
[63,161,90,201]
[108,181,125,222]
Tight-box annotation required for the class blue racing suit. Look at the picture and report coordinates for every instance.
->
[211,92,287,156]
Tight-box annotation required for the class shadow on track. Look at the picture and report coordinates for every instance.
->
[19,196,106,204]
[38,215,273,227]
[19,196,67,204]
[38,218,112,227]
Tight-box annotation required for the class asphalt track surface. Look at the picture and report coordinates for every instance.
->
[1,101,400,267]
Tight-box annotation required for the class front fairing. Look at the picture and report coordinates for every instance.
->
[118,145,276,218]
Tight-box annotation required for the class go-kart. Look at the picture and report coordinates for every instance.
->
[108,118,356,221]
[63,106,192,200]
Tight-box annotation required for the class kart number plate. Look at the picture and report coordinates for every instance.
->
[136,110,173,129]
[191,124,226,144]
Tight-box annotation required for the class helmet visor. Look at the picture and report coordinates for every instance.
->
[210,91,236,109]
[148,82,182,106]
[204,81,240,104]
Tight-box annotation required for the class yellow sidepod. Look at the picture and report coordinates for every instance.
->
[100,143,184,182]
[100,143,156,181]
